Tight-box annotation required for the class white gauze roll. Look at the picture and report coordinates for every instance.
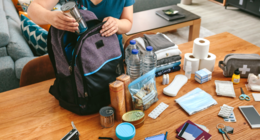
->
[183,53,200,74]
[199,53,216,72]
[192,38,210,59]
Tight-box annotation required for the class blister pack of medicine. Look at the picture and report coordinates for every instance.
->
[223,111,237,122]
[148,102,169,119]
[218,104,234,118]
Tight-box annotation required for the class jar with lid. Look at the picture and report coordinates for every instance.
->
[116,122,136,140]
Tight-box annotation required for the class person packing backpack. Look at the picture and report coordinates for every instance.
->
[28,0,134,115]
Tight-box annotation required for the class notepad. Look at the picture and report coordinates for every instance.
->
[145,134,165,140]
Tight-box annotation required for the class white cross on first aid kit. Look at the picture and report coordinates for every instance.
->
[239,65,250,74]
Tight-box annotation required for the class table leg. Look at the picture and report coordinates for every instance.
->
[188,18,201,41]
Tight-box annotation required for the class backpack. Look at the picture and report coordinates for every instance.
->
[47,10,124,115]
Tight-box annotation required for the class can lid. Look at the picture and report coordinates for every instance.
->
[61,1,76,11]
[130,40,136,45]
[122,110,145,122]
[132,49,138,54]
[146,46,153,51]
[116,122,136,139]
[99,106,114,117]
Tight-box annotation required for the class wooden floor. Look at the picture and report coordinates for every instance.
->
[178,0,260,47]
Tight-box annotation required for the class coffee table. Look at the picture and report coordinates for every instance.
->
[1,32,260,139]
[123,5,201,42]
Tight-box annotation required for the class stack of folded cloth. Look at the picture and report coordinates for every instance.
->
[134,33,182,77]
[195,68,212,84]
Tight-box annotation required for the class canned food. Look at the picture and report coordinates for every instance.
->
[122,110,145,129]
[99,106,114,128]
[61,1,87,34]
[122,110,145,123]
[131,118,145,128]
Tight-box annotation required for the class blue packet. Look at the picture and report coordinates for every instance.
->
[175,88,217,115]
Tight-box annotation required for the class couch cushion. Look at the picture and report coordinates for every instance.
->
[7,18,34,61]
[21,15,48,56]
[15,57,36,79]
[0,0,4,10]
[3,0,21,24]
[134,0,180,13]
[19,11,51,32]
[0,56,19,92]
[0,47,8,57]
[0,10,10,47]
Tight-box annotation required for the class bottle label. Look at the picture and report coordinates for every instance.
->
[233,78,240,83]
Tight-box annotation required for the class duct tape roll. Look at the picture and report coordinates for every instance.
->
[192,38,210,59]
[183,53,200,74]
[199,53,216,72]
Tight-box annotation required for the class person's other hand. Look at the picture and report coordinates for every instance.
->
[101,16,119,37]
[47,11,79,32]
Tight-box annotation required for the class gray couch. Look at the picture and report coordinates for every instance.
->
[134,0,180,13]
[0,0,35,92]
[0,0,180,93]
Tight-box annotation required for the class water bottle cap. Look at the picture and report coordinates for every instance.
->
[132,49,138,54]
[130,40,136,45]
[146,46,153,51]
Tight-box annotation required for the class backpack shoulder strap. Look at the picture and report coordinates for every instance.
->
[47,27,57,74]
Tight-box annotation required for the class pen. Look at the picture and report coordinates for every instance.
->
[164,131,168,140]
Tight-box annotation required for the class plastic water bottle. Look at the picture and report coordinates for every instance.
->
[142,46,157,74]
[125,40,137,65]
[128,49,141,81]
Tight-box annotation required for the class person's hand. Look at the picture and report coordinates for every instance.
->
[47,11,79,32]
[101,17,119,37]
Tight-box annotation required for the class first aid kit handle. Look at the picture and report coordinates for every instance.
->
[219,61,225,70]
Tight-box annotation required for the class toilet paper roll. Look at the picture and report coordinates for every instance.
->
[199,53,216,72]
[192,38,210,59]
[184,53,200,74]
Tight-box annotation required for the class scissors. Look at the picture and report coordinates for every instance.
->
[239,87,250,101]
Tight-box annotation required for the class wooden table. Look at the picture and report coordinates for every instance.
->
[1,32,260,140]
[122,5,201,43]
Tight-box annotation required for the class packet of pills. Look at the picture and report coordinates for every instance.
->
[218,104,234,118]
[223,111,237,122]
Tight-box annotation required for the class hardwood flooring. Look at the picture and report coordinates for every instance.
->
[177,0,260,47]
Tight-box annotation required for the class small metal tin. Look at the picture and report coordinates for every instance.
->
[100,106,114,128]
[122,110,145,124]
[61,1,87,34]
[132,118,145,128]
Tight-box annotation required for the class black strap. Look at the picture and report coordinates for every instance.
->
[47,27,58,74]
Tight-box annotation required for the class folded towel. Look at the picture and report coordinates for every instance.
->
[155,66,181,77]
[134,37,146,54]
[156,61,181,72]
[143,34,175,52]
[156,48,181,60]
[157,55,181,66]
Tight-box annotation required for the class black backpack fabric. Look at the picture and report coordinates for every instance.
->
[47,10,124,115]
